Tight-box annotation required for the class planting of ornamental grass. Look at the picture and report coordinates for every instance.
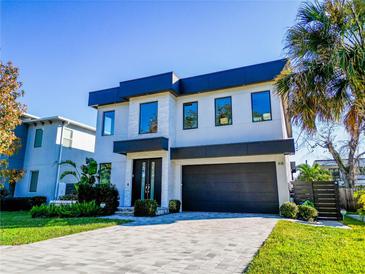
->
[247,217,365,274]
[0,211,128,245]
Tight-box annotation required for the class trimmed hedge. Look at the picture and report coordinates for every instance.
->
[280,202,298,219]
[169,200,181,213]
[30,201,101,218]
[134,199,158,217]
[298,204,318,221]
[0,196,47,211]
[77,183,119,215]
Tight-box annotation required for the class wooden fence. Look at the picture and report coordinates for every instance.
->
[293,181,340,220]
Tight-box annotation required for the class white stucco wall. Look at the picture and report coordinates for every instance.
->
[15,121,96,202]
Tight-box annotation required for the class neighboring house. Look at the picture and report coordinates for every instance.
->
[88,59,295,213]
[9,115,96,202]
[314,159,365,186]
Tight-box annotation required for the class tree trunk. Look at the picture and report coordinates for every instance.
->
[326,127,361,188]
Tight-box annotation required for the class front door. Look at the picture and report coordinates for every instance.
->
[132,158,162,206]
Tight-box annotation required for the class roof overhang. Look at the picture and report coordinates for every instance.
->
[113,137,169,155]
[171,139,295,160]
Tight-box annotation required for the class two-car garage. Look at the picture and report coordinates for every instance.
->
[181,162,279,214]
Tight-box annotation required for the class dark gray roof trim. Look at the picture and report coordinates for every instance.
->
[113,137,169,155]
[89,59,287,107]
[170,139,295,160]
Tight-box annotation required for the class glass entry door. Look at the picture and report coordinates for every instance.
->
[132,158,162,206]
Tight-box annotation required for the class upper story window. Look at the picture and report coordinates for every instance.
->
[63,128,73,148]
[29,170,39,192]
[102,111,115,136]
[215,96,232,126]
[99,163,112,184]
[251,91,272,122]
[183,102,198,130]
[139,101,158,134]
[34,129,43,148]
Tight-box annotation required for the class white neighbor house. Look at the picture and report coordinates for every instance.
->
[14,115,96,202]
[89,59,295,213]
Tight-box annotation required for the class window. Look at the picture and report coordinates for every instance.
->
[215,96,232,126]
[29,171,39,192]
[183,102,198,130]
[102,111,115,136]
[99,163,112,184]
[63,128,73,148]
[139,101,158,134]
[34,129,43,148]
[251,91,272,122]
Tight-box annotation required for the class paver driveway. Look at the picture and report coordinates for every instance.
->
[0,212,279,274]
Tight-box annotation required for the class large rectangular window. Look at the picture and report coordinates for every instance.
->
[215,96,232,126]
[99,163,112,184]
[102,111,115,136]
[29,171,39,192]
[251,91,272,122]
[139,102,158,134]
[63,128,73,148]
[183,102,198,130]
[34,129,43,148]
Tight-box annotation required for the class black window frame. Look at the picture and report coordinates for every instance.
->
[102,110,115,136]
[214,96,233,127]
[183,101,198,130]
[251,90,272,123]
[139,101,158,135]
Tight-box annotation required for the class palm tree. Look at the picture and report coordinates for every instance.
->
[297,163,333,182]
[276,0,365,187]
[60,158,99,185]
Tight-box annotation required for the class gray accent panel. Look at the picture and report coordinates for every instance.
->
[171,139,295,159]
[113,137,169,155]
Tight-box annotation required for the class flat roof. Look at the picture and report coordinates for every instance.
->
[89,59,287,107]
[22,115,96,132]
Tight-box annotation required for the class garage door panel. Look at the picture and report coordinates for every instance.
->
[182,162,279,213]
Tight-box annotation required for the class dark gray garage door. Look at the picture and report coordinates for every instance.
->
[182,162,279,213]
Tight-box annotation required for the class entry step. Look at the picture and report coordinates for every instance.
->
[116,207,169,216]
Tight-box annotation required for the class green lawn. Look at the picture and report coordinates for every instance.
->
[0,211,129,245]
[247,217,365,274]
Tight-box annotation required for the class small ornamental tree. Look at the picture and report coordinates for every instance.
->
[0,62,26,191]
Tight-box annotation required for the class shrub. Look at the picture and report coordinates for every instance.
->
[354,189,365,220]
[0,197,32,211]
[279,202,298,219]
[168,200,181,213]
[134,199,158,217]
[77,183,119,215]
[298,204,318,221]
[301,200,315,208]
[30,201,101,218]
[30,196,47,206]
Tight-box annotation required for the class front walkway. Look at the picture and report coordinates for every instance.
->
[0,212,279,274]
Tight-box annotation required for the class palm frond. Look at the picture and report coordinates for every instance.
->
[60,170,78,180]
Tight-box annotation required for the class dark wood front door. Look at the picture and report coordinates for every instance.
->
[132,158,162,206]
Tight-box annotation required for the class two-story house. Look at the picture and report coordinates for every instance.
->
[89,59,295,213]
[11,115,96,202]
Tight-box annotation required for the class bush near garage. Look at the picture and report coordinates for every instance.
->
[279,202,298,219]
[134,199,158,217]
[168,200,181,213]
[298,204,318,222]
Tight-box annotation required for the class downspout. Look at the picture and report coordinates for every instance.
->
[54,121,68,199]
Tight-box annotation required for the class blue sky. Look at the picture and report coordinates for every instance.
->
[2,0,329,164]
